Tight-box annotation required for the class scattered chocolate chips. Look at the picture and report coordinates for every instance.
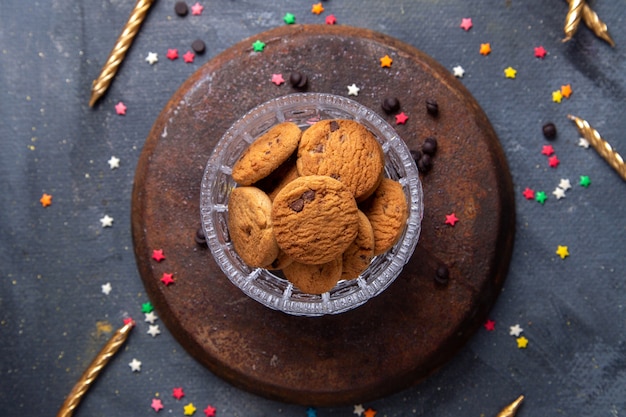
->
[289,199,304,212]
[410,149,422,164]
[174,1,188,16]
[302,190,316,202]
[417,153,433,173]
[289,71,308,90]
[195,227,207,246]
[329,120,340,132]
[426,99,439,117]
[435,264,449,286]
[381,97,400,114]
[191,39,206,54]
[422,137,438,155]
[542,122,557,140]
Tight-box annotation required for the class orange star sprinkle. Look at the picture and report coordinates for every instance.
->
[561,84,573,98]
[311,3,324,15]
[379,54,393,68]
[479,43,491,55]
[363,408,377,417]
[40,193,52,207]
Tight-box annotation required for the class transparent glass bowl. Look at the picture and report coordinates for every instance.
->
[200,93,423,316]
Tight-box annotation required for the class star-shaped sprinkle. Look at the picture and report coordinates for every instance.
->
[190,2,203,15]
[380,54,393,68]
[203,405,216,417]
[123,317,135,327]
[100,214,114,228]
[166,49,179,60]
[522,187,535,200]
[460,17,473,31]
[556,245,569,259]
[578,137,590,148]
[552,187,566,200]
[479,43,491,55]
[129,358,142,372]
[548,155,560,168]
[183,51,195,63]
[541,145,554,156]
[115,102,127,115]
[561,84,572,98]
[252,40,265,52]
[161,272,175,286]
[504,66,517,79]
[363,408,377,417]
[516,336,529,349]
[445,213,459,226]
[558,178,571,191]
[101,282,112,295]
[40,193,52,207]
[172,387,185,400]
[271,73,285,86]
[535,191,547,204]
[509,324,524,337]
[147,324,161,337]
[353,404,365,416]
[325,14,337,25]
[306,407,317,417]
[484,319,496,331]
[142,301,154,314]
[395,112,408,125]
[311,3,324,15]
[534,46,547,58]
[146,52,158,65]
[151,398,164,412]
[552,90,562,103]
[580,175,591,187]
[452,65,465,78]
[145,311,158,324]
[283,12,295,24]
[152,249,165,262]
[347,83,360,96]
[108,156,120,169]
[184,403,197,415]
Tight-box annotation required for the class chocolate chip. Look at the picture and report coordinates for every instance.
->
[329,120,340,132]
[417,153,432,173]
[289,71,308,89]
[410,149,422,164]
[426,99,439,116]
[302,190,316,202]
[174,1,188,16]
[422,137,438,155]
[381,97,400,114]
[289,199,304,212]
[542,122,557,140]
[435,265,449,285]
[195,227,207,246]
[191,39,206,54]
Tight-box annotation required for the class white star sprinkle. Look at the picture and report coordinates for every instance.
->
[452,65,465,78]
[144,311,158,324]
[509,324,524,337]
[100,214,114,228]
[129,358,142,372]
[552,187,566,200]
[107,156,120,169]
[101,282,112,295]
[558,178,571,191]
[146,52,158,65]
[147,324,161,337]
[578,137,590,148]
[347,83,360,96]
[353,404,365,416]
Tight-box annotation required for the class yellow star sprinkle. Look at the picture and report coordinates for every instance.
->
[40,193,52,207]
[504,66,517,79]
[516,336,529,349]
[311,2,324,15]
[380,54,393,68]
[561,84,573,98]
[552,90,563,103]
[183,403,197,416]
[556,245,569,259]
[479,43,491,55]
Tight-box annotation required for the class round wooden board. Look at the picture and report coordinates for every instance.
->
[132,25,515,406]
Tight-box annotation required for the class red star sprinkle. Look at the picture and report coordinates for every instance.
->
[484,319,496,331]
[161,273,175,286]
[183,51,195,63]
[115,102,127,115]
[152,249,166,262]
[460,17,473,31]
[395,112,408,125]
[325,14,337,25]
[522,187,535,200]
[166,49,179,60]
[548,155,560,168]
[271,73,285,85]
[191,2,203,15]
[123,317,135,327]
[203,405,217,417]
[445,213,459,226]
[151,398,164,412]
[541,145,554,156]
[172,387,185,400]
[534,46,547,59]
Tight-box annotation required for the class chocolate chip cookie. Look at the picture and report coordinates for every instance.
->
[341,210,375,280]
[282,258,343,294]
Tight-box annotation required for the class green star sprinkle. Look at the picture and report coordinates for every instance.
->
[252,40,266,52]
[579,175,591,187]
[141,302,154,314]
[535,191,547,204]
[283,12,296,25]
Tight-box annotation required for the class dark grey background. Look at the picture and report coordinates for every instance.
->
[1,1,625,416]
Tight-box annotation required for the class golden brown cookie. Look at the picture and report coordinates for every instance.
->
[227,186,280,267]
[253,153,300,201]
[341,210,375,280]
[296,119,385,201]
[263,249,294,270]
[361,178,408,255]
[283,258,342,294]
[232,122,302,186]
[271,175,359,264]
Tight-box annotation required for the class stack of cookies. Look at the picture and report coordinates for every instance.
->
[227,119,408,294]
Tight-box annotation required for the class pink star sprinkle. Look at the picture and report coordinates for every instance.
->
[460,18,473,31]
[115,102,127,115]
[172,387,185,400]
[522,187,535,200]
[325,14,337,25]
[534,46,547,59]
[271,73,285,86]
[484,319,496,331]
[123,317,135,327]
[203,405,217,417]
[166,49,179,60]
[161,273,175,286]
[183,51,195,63]
[445,213,459,226]
[151,398,164,412]
[191,2,203,15]
[152,249,166,262]
[541,145,554,156]
[395,112,408,125]
[548,155,560,168]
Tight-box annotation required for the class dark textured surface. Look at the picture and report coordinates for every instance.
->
[1,1,626,416]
